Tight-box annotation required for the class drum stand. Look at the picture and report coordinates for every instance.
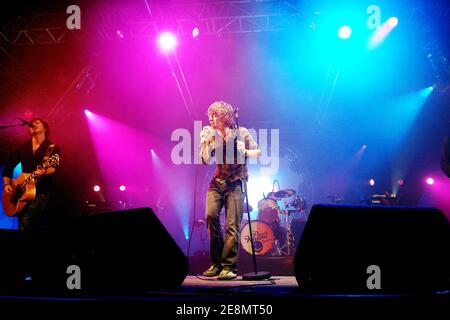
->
[271,239,283,256]
[278,210,296,256]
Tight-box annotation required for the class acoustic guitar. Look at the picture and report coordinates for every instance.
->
[2,154,60,217]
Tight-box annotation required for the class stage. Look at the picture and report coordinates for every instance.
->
[1,1,450,316]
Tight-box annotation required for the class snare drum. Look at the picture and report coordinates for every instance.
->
[257,198,279,223]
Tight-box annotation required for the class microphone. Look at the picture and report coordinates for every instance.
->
[200,125,212,144]
[18,118,33,127]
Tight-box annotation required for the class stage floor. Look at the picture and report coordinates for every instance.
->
[183,275,297,287]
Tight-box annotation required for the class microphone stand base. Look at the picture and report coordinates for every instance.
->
[242,271,272,281]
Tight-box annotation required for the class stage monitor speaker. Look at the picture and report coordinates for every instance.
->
[32,207,188,293]
[294,205,450,293]
[0,229,23,291]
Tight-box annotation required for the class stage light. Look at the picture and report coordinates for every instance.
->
[367,16,398,49]
[420,86,434,97]
[84,109,92,117]
[116,30,124,39]
[369,179,375,186]
[387,17,398,28]
[158,32,177,53]
[24,110,33,118]
[338,25,352,39]
[426,177,434,185]
[397,178,405,186]
[192,27,200,38]
[93,185,101,192]
[119,185,126,192]
[363,144,367,149]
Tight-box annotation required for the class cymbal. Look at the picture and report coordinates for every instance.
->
[267,192,277,199]
[273,189,296,199]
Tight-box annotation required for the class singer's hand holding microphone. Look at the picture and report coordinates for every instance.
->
[200,126,214,144]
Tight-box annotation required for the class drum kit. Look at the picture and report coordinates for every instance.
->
[240,188,307,256]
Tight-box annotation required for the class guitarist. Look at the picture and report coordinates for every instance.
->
[2,118,60,234]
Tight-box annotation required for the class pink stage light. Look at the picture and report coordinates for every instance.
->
[426,177,434,185]
[387,17,398,28]
[24,110,33,118]
[158,32,177,53]
[192,27,200,38]
[84,109,92,117]
[119,185,126,192]
[93,185,101,192]
[369,179,375,186]
[116,30,124,39]
[397,178,405,186]
[367,17,398,49]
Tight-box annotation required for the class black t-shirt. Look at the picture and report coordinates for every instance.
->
[2,139,61,194]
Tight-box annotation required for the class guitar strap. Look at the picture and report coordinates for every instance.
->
[43,144,56,161]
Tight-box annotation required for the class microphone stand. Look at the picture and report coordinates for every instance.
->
[235,109,271,281]
[0,124,26,130]
[1,118,33,130]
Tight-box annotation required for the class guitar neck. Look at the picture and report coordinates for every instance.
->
[20,173,37,188]
[18,155,59,188]
[20,167,46,187]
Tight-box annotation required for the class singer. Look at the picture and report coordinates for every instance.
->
[200,101,260,280]
[2,118,61,234]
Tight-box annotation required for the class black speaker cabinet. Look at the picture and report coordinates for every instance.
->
[0,229,23,291]
[31,207,188,293]
[294,205,450,293]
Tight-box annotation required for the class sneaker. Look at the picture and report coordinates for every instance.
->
[202,265,222,277]
[217,268,237,280]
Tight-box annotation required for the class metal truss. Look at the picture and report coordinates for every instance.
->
[0,0,449,46]
[0,12,76,46]
[158,0,307,36]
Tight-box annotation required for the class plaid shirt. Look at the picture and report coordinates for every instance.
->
[201,126,258,182]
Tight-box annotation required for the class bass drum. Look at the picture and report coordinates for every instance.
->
[240,220,274,256]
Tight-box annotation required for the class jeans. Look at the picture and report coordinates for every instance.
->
[18,192,51,235]
[205,178,244,272]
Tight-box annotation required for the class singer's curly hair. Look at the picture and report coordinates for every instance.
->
[207,101,235,127]
[30,117,50,138]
